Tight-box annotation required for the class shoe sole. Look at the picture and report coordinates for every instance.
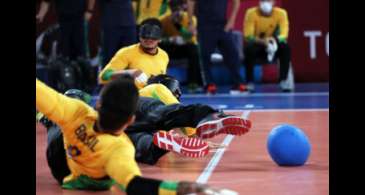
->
[196,116,251,139]
[153,131,209,158]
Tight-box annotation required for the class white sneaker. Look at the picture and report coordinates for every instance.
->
[247,83,255,92]
[153,131,209,158]
[280,80,293,92]
[196,116,251,139]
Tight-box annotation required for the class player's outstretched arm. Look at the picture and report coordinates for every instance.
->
[127,177,236,195]
[106,145,234,195]
[36,79,85,128]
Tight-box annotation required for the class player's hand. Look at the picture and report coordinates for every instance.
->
[84,11,93,22]
[127,69,148,88]
[177,182,208,195]
[177,182,238,195]
[134,72,148,85]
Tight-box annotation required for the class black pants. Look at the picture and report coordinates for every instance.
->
[46,125,71,185]
[159,42,203,85]
[101,26,137,66]
[244,41,291,83]
[58,17,86,60]
[45,97,217,183]
[198,27,244,86]
[125,97,217,164]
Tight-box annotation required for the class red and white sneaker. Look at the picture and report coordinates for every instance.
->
[153,131,209,158]
[196,116,252,139]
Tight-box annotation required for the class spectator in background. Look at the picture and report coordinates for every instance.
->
[98,18,169,89]
[99,0,138,67]
[159,0,203,93]
[134,0,171,26]
[187,0,246,94]
[36,0,95,60]
[243,0,292,92]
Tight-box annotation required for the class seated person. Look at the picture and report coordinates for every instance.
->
[243,0,293,92]
[36,76,251,194]
[99,18,168,89]
[159,0,203,92]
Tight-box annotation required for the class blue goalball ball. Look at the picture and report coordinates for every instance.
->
[267,124,311,166]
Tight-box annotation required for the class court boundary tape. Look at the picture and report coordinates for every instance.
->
[196,110,251,184]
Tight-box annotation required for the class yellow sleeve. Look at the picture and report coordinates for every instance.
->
[36,79,85,129]
[139,84,179,105]
[105,145,142,191]
[277,9,289,42]
[163,53,169,74]
[99,49,130,84]
[243,9,256,41]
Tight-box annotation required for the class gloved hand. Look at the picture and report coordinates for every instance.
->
[123,69,148,89]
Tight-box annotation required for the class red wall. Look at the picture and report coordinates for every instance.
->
[227,0,329,82]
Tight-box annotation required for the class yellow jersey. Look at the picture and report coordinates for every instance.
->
[135,0,171,24]
[36,79,141,191]
[243,7,289,43]
[160,12,198,44]
[99,43,169,85]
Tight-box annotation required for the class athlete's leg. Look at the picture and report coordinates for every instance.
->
[46,125,71,185]
[126,97,251,137]
[127,131,169,165]
[126,97,217,133]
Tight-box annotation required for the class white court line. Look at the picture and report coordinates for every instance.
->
[224,108,329,112]
[196,110,251,184]
[183,92,328,98]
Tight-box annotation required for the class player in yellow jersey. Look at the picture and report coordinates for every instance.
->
[99,18,169,88]
[159,0,203,93]
[37,75,250,194]
[38,74,251,165]
[243,0,293,92]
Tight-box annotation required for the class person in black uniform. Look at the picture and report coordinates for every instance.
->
[36,0,95,60]
[187,0,246,94]
[98,0,138,67]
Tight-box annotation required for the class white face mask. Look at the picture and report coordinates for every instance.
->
[260,2,273,15]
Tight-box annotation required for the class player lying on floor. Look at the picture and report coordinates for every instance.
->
[36,76,250,194]
[38,74,251,166]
